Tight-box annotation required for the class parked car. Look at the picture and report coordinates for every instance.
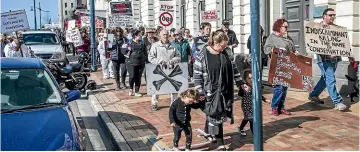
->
[1,58,84,151]
[21,30,67,61]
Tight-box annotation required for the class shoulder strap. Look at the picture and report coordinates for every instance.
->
[218,54,223,87]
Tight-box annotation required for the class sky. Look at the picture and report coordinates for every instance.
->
[1,0,59,29]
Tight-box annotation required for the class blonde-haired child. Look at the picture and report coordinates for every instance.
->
[169,88,204,151]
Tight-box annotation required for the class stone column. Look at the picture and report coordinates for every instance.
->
[336,0,359,61]
[140,0,155,27]
[232,0,242,54]
[185,0,199,35]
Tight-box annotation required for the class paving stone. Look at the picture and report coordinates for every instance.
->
[89,70,359,151]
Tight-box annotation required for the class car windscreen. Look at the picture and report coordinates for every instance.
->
[1,68,63,112]
[22,33,60,45]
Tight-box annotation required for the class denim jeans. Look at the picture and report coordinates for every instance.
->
[271,85,288,109]
[309,61,342,104]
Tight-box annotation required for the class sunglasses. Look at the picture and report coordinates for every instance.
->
[327,14,336,17]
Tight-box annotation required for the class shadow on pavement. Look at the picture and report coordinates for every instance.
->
[194,116,320,151]
[93,111,159,151]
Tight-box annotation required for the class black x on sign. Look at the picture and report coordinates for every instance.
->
[159,12,173,26]
[152,64,183,91]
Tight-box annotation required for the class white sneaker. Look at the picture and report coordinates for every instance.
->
[334,102,347,111]
[129,89,134,96]
[103,76,109,79]
[134,92,142,97]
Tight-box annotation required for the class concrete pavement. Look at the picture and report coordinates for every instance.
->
[87,70,359,151]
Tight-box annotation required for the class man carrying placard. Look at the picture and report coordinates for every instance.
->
[307,8,355,111]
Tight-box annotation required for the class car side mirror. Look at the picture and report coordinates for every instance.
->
[66,90,81,102]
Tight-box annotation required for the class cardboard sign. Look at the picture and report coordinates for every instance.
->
[304,21,352,57]
[66,28,84,47]
[202,10,218,22]
[107,15,134,28]
[146,63,189,95]
[1,10,30,34]
[268,48,313,91]
[193,36,209,52]
[110,1,132,15]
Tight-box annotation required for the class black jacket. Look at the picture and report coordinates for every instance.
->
[123,40,147,66]
[143,37,159,63]
[169,98,204,127]
[110,36,127,63]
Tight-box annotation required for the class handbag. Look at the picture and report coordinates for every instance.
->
[203,54,227,117]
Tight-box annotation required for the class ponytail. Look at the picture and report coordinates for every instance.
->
[208,31,216,46]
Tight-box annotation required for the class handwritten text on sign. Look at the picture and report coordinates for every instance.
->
[66,28,84,47]
[304,21,352,57]
[202,10,218,22]
[108,15,134,28]
[1,10,30,33]
[268,48,313,91]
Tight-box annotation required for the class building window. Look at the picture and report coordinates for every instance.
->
[71,3,74,8]
[65,11,68,15]
[65,3,67,8]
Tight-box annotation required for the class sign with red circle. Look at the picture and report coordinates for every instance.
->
[159,12,173,27]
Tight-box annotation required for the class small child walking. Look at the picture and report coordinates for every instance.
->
[169,88,204,151]
[238,69,270,136]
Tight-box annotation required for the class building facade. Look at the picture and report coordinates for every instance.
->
[61,0,78,20]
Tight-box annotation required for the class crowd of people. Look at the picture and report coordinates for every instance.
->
[1,8,357,151]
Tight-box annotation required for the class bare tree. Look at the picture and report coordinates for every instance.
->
[42,13,52,24]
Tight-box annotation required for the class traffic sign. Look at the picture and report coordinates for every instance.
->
[159,12,173,27]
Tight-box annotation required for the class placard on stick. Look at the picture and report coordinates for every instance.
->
[268,48,313,91]
[304,21,352,57]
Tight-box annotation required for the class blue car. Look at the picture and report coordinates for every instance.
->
[1,58,84,151]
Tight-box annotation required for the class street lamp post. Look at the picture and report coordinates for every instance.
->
[33,0,37,30]
[90,0,97,72]
[31,2,49,29]
[250,0,264,150]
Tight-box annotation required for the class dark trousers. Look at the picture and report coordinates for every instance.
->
[188,62,193,78]
[204,119,225,147]
[127,64,145,92]
[239,119,253,134]
[112,60,127,88]
[173,125,192,149]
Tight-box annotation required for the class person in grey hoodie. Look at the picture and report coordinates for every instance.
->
[148,29,181,111]
[264,18,298,116]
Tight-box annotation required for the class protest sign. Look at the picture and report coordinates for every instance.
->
[193,36,209,52]
[66,28,84,47]
[1,10,30,33]
[80,16,104,28]
[107,15,134,28]
[159,1,174,27]
[268,48,313,91]
[202,10,218,22]
[110,1,132,15]
[97,33,105,42]
[304,21,352,57]
[146,63,189,95]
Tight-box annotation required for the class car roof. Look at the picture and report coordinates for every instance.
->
[1,58,46,69]
[22,31,56,34]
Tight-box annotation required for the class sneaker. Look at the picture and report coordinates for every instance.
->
[334,102,347,111]
[152,105,159,111]
[218,147,227,151]
[128,89,134,96]
[280,109,291,115]
[103,76,109,79]
[173,147,180,151]
[308,96,324,104]
[239,130,247,136]
[271,108,279,116]
[134,92,142,97]
[185,149,190,151]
